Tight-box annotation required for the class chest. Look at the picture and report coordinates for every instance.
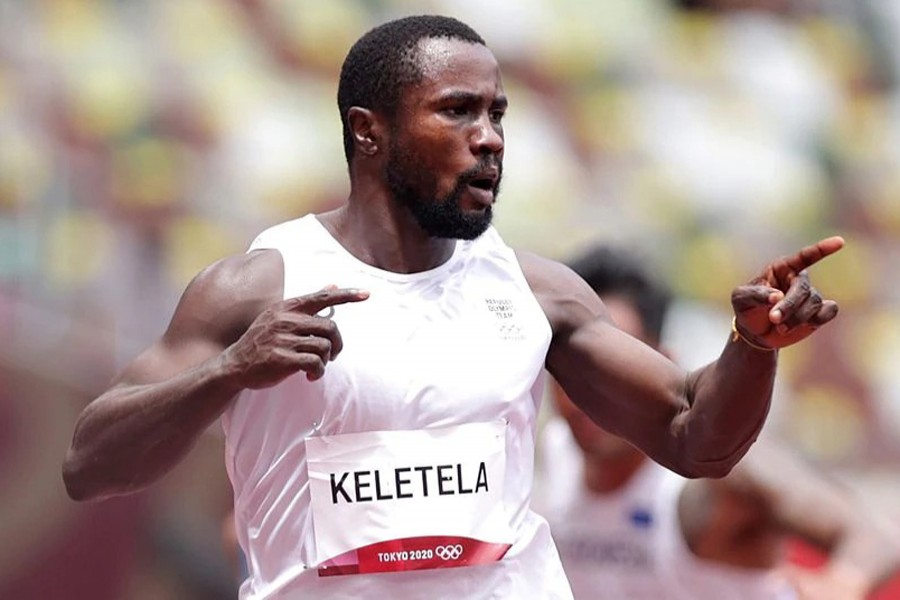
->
[295,273,551,432]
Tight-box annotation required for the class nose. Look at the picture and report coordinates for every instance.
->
[470,115,504,156]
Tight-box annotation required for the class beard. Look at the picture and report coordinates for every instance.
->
[385,143,502,240]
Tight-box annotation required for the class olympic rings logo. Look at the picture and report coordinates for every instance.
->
[435,544,464,560]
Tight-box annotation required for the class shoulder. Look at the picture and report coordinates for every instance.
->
[188,249,284,306]
[515,249,606,336]
[164,249,285,348]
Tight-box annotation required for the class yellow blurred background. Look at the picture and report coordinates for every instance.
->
[1,0,899,597]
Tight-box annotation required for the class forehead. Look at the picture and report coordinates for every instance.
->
[407,37,504,99]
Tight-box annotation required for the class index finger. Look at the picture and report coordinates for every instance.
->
[284,288,370,314]
[780,236,844,273]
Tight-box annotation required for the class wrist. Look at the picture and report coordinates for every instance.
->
[731,316,777,353]
[212,349,248,396]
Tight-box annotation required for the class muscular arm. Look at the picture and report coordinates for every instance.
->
[63,250,367,501]
[522,252,774,477]
[62,250,284,501]
[519,237,842,478]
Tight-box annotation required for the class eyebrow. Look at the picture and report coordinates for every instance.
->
[436,90,508,108]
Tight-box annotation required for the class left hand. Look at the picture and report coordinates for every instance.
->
[730,236,845,350]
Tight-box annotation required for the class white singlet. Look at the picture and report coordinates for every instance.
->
[221,215,573,600]
[534,418,798,600]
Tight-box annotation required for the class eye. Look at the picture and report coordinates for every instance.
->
[490,109,505,124]
[444,106,469,118]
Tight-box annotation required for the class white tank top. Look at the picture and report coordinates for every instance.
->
[534,418,798,600]
[222,215,572,600]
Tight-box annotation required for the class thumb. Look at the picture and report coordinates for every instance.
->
[732,285,784,314]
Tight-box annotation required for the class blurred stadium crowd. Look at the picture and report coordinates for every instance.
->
[1,0,899,598]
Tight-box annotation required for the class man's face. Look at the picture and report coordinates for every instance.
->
[384,38,506,240]
[555,296,653,461]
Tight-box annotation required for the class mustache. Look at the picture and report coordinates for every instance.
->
[459,157,503,185]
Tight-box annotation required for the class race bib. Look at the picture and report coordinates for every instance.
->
[306,421,513,576]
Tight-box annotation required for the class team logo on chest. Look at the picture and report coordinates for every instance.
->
[483,297,525,341]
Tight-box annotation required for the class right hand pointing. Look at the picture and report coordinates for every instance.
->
[223,287,369,389]
[730,236,843,350]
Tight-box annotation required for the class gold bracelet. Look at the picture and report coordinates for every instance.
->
[731,317,776,352]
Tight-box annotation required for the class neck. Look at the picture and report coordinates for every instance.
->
[319,177,457,274]
[582,452,647,494]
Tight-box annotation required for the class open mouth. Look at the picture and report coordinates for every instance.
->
[468,177,495,192]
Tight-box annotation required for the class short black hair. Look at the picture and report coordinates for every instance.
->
[567,245,673,343]
[337,15,486,163]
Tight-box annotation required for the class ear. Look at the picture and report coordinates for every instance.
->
[347,106,383,157]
